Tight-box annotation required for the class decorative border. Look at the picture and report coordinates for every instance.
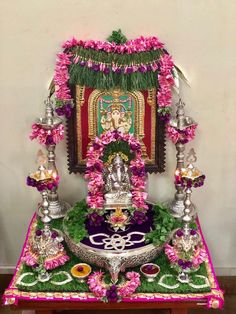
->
[2,215,224,309]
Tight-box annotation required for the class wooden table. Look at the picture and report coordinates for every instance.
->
[9,299,209,314]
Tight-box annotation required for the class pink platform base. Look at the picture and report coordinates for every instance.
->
[2,213,224,309]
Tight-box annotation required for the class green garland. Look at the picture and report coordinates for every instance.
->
[69,46,163,66]
[63,200,88,242]
[145,204,197,246]
[67,45,163,91]
[69,63,159,92]
[145,204,180,245]
[102,140,135,164]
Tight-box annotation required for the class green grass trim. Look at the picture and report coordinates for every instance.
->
[69,64,159,92]
[17,244,210,294]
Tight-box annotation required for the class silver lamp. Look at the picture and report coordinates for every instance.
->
[36,98,70,219]
[169,99,197,218]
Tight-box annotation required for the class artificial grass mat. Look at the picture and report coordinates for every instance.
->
[16,218,211,294]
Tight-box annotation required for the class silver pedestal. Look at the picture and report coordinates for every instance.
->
[169,199,185,219]
[48,198,71,219]
[168,99,197,219]
[38,196,71,219]
[169,197,196,219]
[36,99,71,219]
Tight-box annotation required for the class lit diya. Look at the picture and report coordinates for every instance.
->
[140,263,160,282]
[71,263,91,282]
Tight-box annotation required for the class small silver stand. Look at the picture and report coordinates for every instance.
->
[169,99,197,218]
[37,190,51,282]
[37,98,70,219]
[177,186,193,284]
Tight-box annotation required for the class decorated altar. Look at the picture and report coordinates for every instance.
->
[3,30,224,313]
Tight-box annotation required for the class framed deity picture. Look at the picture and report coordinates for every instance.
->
[67,85,166,174]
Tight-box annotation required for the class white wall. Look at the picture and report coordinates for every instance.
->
[0,0,236,275]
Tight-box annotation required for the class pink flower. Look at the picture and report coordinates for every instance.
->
[52,124,64,143]
[62,37,79,49]
[165,244,178,263]
[118,271,141,297]
[159,54,174,75]
[192,247,207,267]
[60,35,164,54]
[185,125,197,142]
[54,53,72,101]
[87,193,104,209]
[166,125,179,144]
[73,56,80,64]
[166,125,197,144]
[29,124,64,145]
[88,270,141,299]
[131,176,146,189]
[132,191,148,209]
[23,244,69,270]
[157,87,172,107]
[88,271,107,297]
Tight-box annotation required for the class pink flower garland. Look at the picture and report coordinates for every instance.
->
[54,53,73,102]
[167,124,197,144]
[23,243,70,270]
[29,123,64,145]
[87,271,141,301]
[85,131,148,210]
[157,54,175,121]
[54,35,175,122]
[62,36,164,54]
[165,243,207,270]
[118,271,141,297]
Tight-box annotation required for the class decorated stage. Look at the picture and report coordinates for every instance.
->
[2,31,225,314]
[3,210,223,310]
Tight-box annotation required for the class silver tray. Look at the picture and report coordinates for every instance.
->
[64,227,169,283]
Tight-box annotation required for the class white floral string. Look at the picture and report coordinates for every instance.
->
[158,274,179,289]
[16,271,73,287]
[89,232,146,251]
[158,274,210,290]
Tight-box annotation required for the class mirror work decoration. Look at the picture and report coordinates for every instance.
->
[53,30,177,173]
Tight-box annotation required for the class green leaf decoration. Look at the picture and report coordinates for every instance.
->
[107,29,127,44]
[145,204,181,245]
[102,140,135,164]
[68,47,163,91]
[63,199,88,243]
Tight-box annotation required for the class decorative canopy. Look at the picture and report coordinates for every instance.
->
[54,30,175,121]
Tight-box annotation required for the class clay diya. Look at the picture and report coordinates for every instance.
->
[140,263,160,282]
[71,263,92,282]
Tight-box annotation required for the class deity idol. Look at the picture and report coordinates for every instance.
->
[104,154,132,208]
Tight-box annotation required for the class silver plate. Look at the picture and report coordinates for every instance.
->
[63,225,172,283]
